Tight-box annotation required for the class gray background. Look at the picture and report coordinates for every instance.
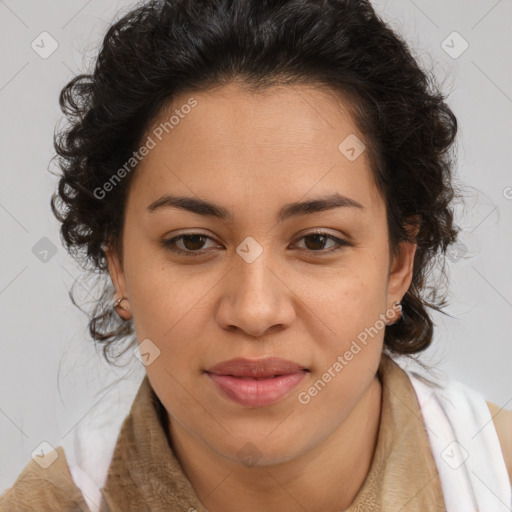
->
[1,0,511,495]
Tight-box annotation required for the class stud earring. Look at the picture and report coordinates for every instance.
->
[113,296,129,311]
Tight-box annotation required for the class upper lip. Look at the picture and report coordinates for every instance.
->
[205,357,308,378]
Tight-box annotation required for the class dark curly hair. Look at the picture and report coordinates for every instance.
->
[51,0,459,366]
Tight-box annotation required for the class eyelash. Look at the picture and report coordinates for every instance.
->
[159,231,351,257]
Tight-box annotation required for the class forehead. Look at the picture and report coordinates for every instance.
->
[127,81,382,216]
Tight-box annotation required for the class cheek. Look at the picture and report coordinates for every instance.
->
[303,249,389,327]
[301,254,388,379]
[127,267,210,344]
[122,255,219,384]
[121,237,188,341]
[295,270,387,430]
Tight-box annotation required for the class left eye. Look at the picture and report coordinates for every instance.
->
[294,232,348,252]
[160,232,349,256]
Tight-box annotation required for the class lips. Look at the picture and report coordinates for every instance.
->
[204,357,308,407]
[205,357,307,378]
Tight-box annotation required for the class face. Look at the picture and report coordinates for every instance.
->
[107,81,415,465]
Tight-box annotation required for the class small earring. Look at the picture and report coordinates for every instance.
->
[113,296,129,311]
[386,300,402,326]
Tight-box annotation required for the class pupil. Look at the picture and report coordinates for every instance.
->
[184,235,205,250]
[306,234,326,250]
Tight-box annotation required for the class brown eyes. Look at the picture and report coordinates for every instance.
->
[160,231,351,257]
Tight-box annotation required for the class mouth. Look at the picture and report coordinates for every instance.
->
[204,357,309,407]
[205,356,308,377]
[205,372,308,407]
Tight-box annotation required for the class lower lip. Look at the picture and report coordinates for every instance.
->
[206,371,307,407]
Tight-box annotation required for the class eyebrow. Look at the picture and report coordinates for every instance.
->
[146,192,363,223]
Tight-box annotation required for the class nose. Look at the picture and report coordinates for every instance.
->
[215,245,296,338]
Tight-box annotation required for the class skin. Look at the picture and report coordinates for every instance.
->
[106,81,417,511]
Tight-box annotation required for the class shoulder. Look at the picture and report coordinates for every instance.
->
[487,401,512,486]
[397,359,512,486]
[0,445,90,512]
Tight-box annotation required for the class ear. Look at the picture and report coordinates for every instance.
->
[105,244,132,320]
[386,220,419,313]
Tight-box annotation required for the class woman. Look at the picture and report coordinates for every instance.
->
[1,0,510,511]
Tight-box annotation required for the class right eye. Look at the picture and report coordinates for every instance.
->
[159,233,221,256]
